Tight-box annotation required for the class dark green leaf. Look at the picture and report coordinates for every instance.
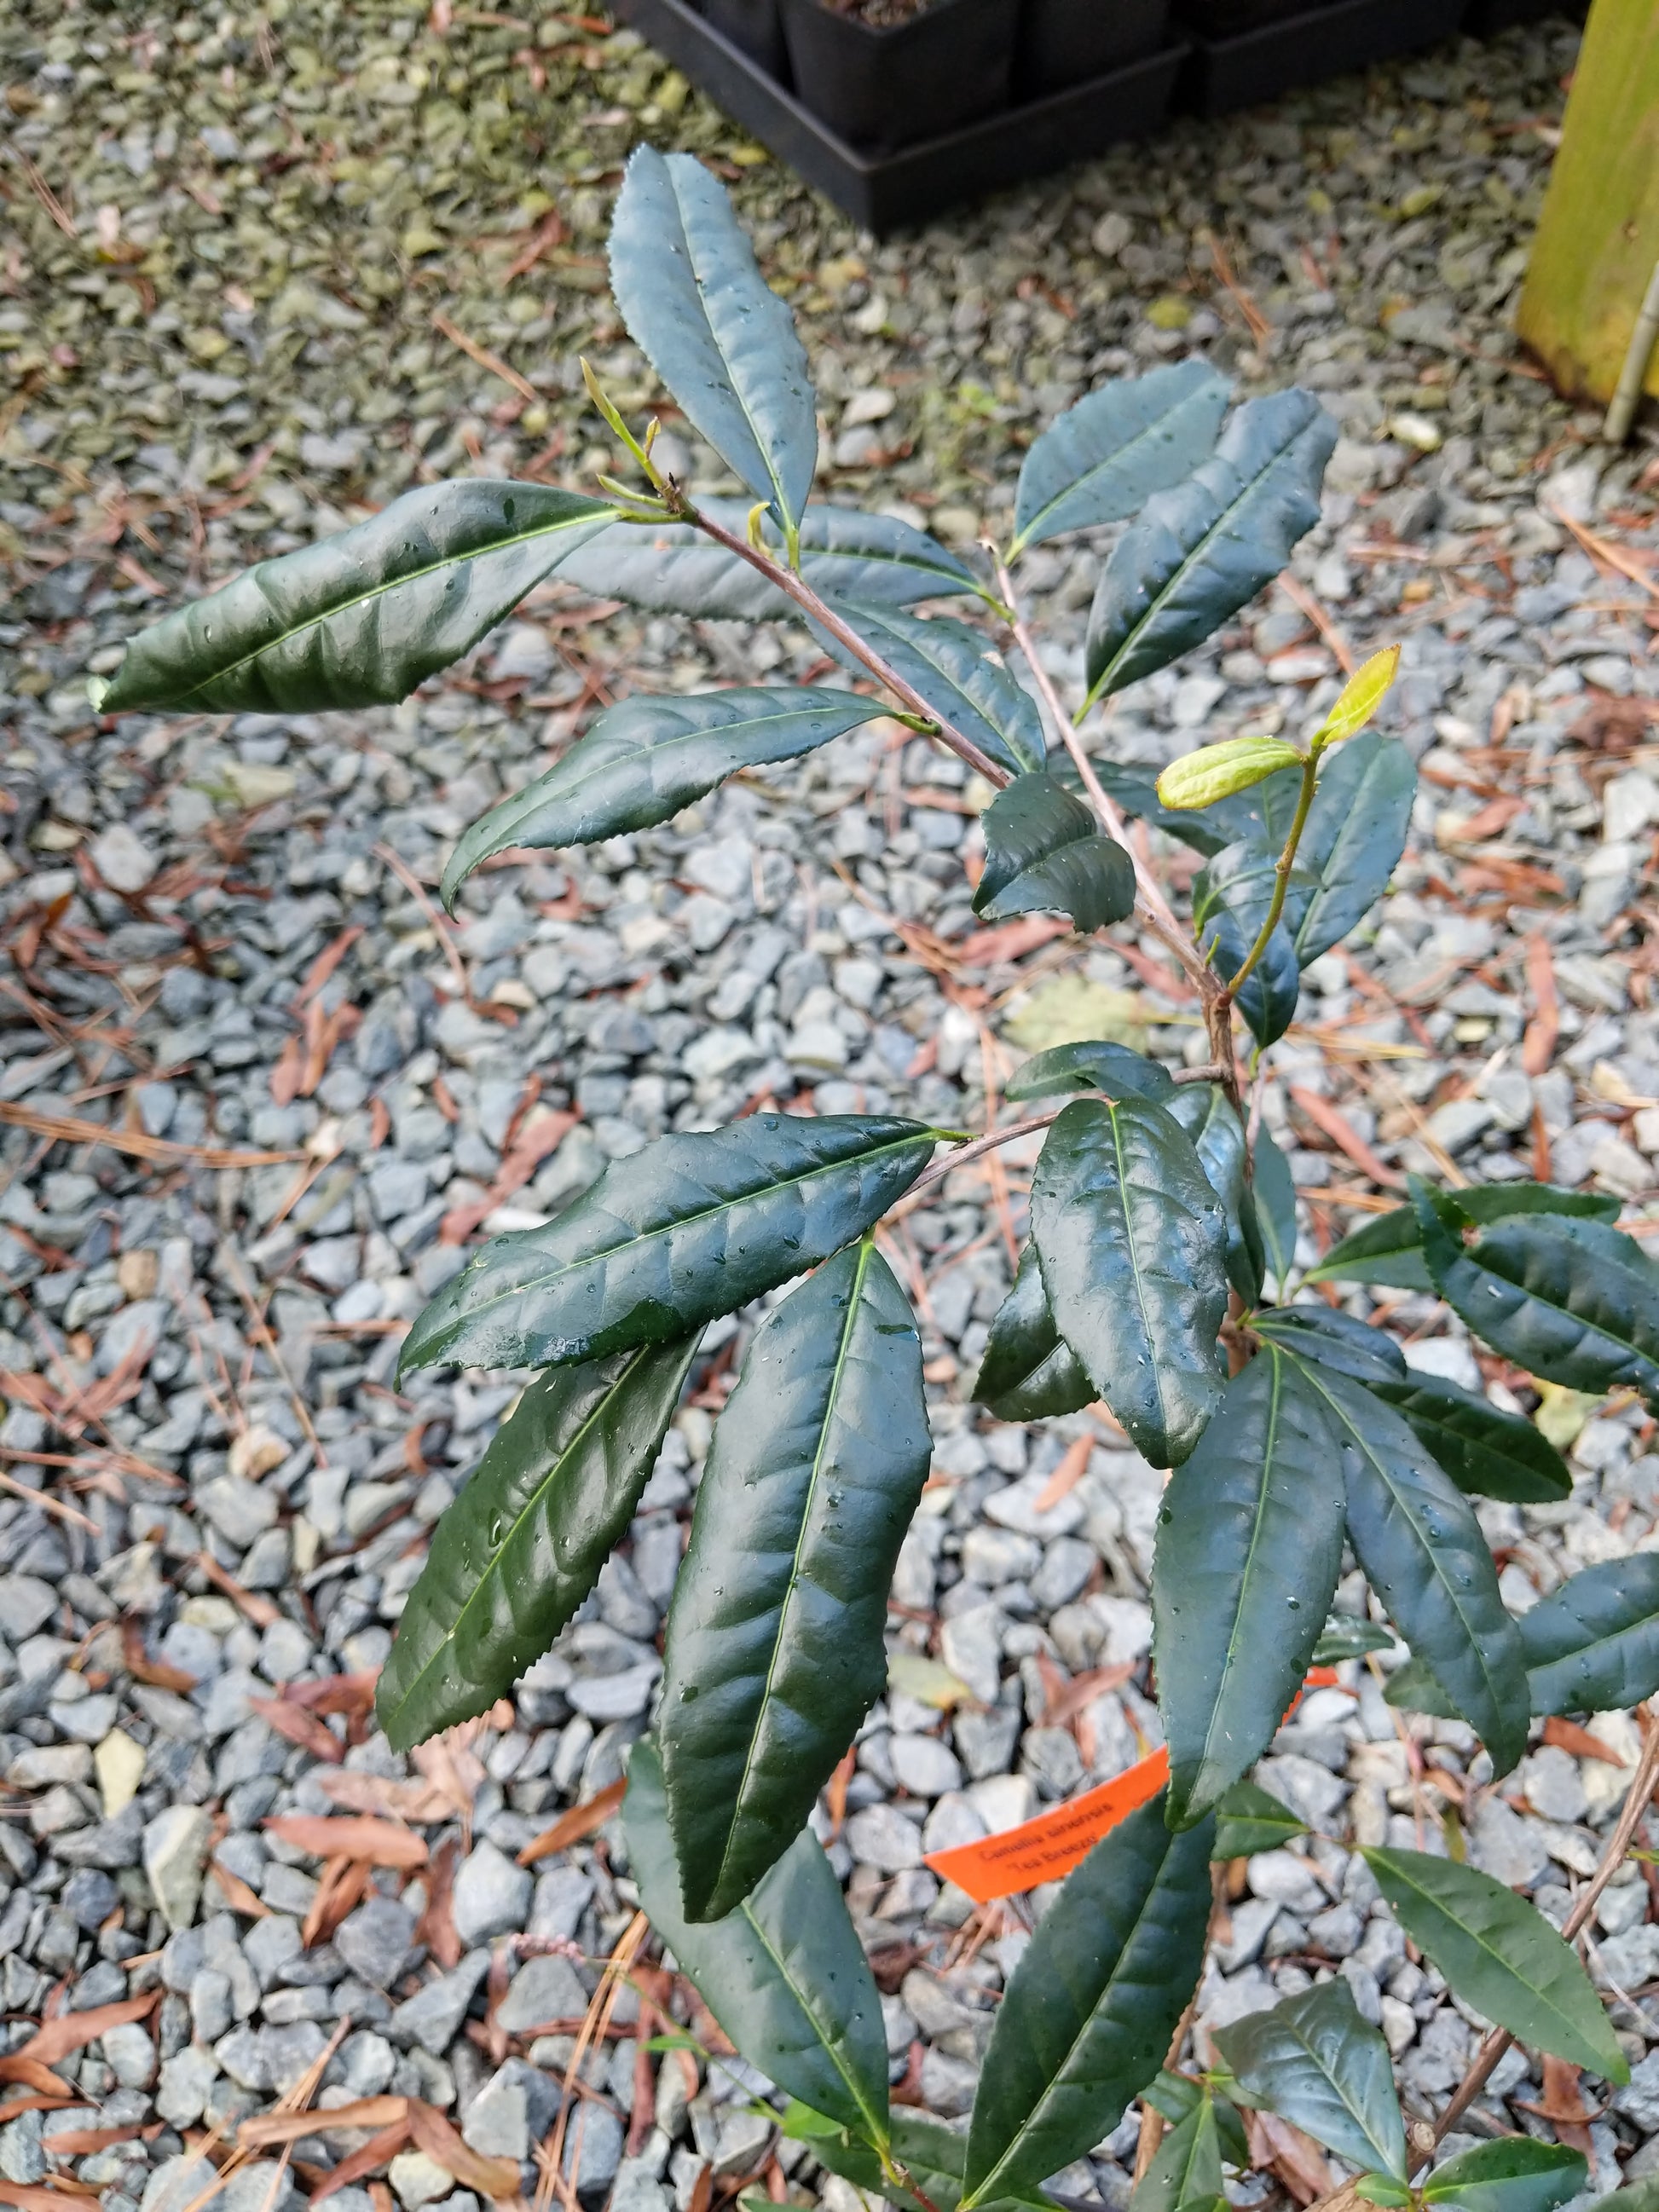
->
[973,1243,1094,1422]
[398,1113,936,1378]
[1518,1554,1659,1716]
[1356,2180,1413,2208]
[1368,1374,1570,1505]
[1004,1040,1176,1106]
[798,2108,971,2212]
[440,686,885,909]
[1308,1184,1620,1292]
[1010,364,1232,557]
[555,500,979,619]
[1421,2139,1587,2212]
[623,1741,891,2138]
[1382,1655,1460,1718]
[1362,1846,1627,2082]
[961,1794,1214,2209]
[1251,1306,1407,1386]
[1084,390,1338,703]
[1194,840,1302,1047]
[378,1339,696,1751]
[1165,1084,1261,1304]
[1215,1980,1406,2181]
[1251,1129,1298,1287]
[609,148,815,530]
[90,482,617,716]
[1144,2076,1249,2169]
[1415,1182,1659,1402]
[1284,735,1415,963]
[817,598,1045,775]
[1310,1616,1395,1665]
[1298,1363,1529,1774]
[1130,2097,1223,2212]
[1030,1097,1229,1467]
[1153,1346,1345,1827]
[1598,2180,1659,2212]
[973,774,1136,933]
[660,1242,930,1920]
[1212,1781,1308,1860]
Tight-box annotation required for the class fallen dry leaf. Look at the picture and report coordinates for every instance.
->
[19,1991,157,2068]
[264,1815,427,1868]
[237,2099,408,2149]
[310,2118,412,2203]
[406,2100,518,2198]
[517,1777,627,1867]
[250,1695,345,1763]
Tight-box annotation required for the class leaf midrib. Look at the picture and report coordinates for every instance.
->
[131,502,607,709]
[740,1892,887,2151]
[963,1857,1175,2209]
[1015,382,1218,552]
[412,1128,934,1354]
[1194,1347,1286,1790]
[663,168,799,527]
[1478,1224,1659,1374]
[1092,412,1315,698]
[1374,1857,1610,2066]
[458,692,876,858]
[1298,1360,1515,1744]
[379,1353,648,1740]
[711,1241,874,1905]
[1281,2015,1397,2174]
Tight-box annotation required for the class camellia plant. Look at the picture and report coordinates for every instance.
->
[95,145,1659,2212]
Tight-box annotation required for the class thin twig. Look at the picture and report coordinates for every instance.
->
[0,1099,301,1170]
[991,550,1211,996]
[671,494,1013,788]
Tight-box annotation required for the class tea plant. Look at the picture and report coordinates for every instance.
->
[95,145,1659,2212]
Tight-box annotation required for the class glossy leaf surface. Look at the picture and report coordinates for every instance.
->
[1310,1616,1395,1664]
[379,1339,696,1750]
[1153,1346,1344,1827]
[399,1114,935,1377]
[1416,1184,1659,1402]
[820,598,1045,774]
[660,1243,930,1920]
[1005,1040,1176,1106]
[1130,2098,1223,2212]
[973,1243,1094,1423]
[1212,1780,1307,1859]
[1283,733,1416,963]
[1369,1374,1570,1505]
[1421,2140,1587,2212]
[797,2108,974,2212]
[973,774,1136,933]
[1382,1655,1458,1719]
[1165,1083,1260,1303]
[1307,1182,1620,1291]
[93,482,617,715]
[1518,1553,1659,1715]
[1363,1846,1627,2081]
[1030,1097,1229,1467]
[609,148,815,528]
[441,686,885,908]
[1215,1979,1406,2181]
[1300,1364,1529,1775]
[1011,361,1231,556]
[1251,1306,1407,1387]
[624,1742,890,2138]
[1085,390,1338,701]
[1081,758,1265,858]
[556,500,977,618]
[962,1795,1215,2209]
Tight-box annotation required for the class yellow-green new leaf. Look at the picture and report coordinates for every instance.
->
[1309,645,1401,757]
[1156,737,1304,813]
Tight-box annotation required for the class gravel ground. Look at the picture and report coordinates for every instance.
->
[7,9,1659,2212]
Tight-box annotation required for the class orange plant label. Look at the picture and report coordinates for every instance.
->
[924,1748,1170,1904]
[923,1666,1348,1904]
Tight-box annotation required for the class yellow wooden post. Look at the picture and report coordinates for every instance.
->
[1516,0,1659,408]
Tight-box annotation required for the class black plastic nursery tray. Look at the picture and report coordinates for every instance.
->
[610,0,1188,234]
[1179,0,1454,117]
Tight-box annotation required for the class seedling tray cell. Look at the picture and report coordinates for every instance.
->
[610,0,1188,235]
[1179,0,1454,117]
